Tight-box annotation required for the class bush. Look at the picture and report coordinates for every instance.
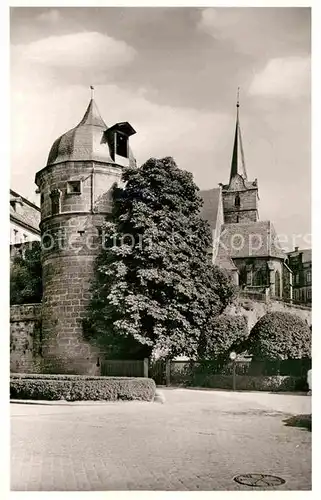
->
[198,314,248,360]
[187,374,306,392]
[10,241,42,305]
[245,311,311,360]
[10,374,156,402]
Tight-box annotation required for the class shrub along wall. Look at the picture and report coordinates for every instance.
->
[168,359,310,392]
[10,374,156,402]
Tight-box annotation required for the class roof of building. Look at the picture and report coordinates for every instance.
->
[46,98,136,167]
[10,190,40,234]
[218,220,286,260]
[287,248,312,263]
[199,188,221,232]
[215,252,238,271]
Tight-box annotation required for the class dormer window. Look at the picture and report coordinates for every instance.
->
[235,194,241,207]
[67,180,82,195]
[107,122,136,166]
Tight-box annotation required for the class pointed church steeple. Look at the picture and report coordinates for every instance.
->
[229,88,247,183]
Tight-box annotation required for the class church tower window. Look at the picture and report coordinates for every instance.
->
[235,194,241,207]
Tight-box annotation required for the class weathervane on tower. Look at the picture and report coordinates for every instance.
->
[90,85,94,99]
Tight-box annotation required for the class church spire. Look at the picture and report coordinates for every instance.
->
[229,88,247,183]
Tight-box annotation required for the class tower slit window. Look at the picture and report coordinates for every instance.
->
[50,189,61,215]
[235,193,241,208]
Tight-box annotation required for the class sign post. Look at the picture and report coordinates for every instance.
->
[230,351,237,391]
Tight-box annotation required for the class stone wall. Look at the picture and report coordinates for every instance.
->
[10,304,42,373]
[226,297,312,332]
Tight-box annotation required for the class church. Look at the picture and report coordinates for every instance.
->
[200,97,293,300]
[10,91,294,373]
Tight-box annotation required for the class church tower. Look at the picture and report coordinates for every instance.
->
[35,90,136,374]
[221,91,259,224]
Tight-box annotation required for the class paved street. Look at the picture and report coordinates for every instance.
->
[11,388,311,491]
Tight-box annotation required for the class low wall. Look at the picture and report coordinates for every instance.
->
[226,297,311,331]
[10,303,43,373]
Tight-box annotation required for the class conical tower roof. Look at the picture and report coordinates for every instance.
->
[229,89,247,183]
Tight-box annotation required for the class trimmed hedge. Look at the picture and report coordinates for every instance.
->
[198,314,248,360]
[186,374,307,392]
[245,311,311,360]
[10,374,156,402]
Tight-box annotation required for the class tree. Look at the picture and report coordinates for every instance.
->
[85,157,236,359]
[198,314,248,360]
[10,241,42,305]
[243,311,311,360]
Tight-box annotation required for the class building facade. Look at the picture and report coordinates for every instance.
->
[286,247,312,304]
[10,189,40,244]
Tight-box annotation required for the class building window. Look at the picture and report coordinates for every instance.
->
[115,132,129,158]
[50,189,61,215]
[236,215,239,223]
[41,193,44,204]
[67,180,82,195]
[295,273,300,285]
[275,270,281,297]
[306,271,311,284]
[307,288,312,300]
[13,229,18,244]
[246,270,252,286]
[235,194,241,208]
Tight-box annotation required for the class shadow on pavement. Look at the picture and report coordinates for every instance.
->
[283,414,311,432]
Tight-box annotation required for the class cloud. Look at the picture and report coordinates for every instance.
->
[198,8,310,57]
[10,80,231,204]
[12,31,136,71]
[249,56,310,98]
[36,9,61,25]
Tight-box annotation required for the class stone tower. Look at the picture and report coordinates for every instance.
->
[221,95,259,224]
[35,93,136,374]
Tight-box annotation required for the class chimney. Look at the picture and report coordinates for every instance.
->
[294,246,299,252]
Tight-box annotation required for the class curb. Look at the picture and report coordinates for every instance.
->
[10,399,153,406]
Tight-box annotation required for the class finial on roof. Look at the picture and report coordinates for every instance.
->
[90,85,94,100]
[236,87,240,108]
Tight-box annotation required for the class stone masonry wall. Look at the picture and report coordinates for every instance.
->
[223,189,258,223]
[35,160,121,375]
[10,304,42,373]
[226,297,312,332]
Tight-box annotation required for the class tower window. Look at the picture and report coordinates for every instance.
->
[115,132,128,158]
[306,271,311,284]
[67,180,82,195]
[40,193,44,204]
[50,189,61,215]
[235,194,241,207]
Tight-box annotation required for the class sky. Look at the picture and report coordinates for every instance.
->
[10,7,311,250]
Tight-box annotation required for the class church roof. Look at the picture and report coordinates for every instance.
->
[218,221,286,260]
[46,98,136,167]
[199,187,221,232]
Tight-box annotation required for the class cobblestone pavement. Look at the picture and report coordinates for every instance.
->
[11,389,311,491]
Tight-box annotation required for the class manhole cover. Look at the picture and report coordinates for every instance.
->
[233,474,286,487]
